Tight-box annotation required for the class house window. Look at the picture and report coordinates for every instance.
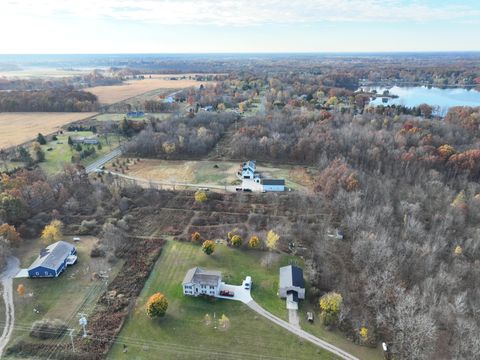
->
[35,272,39,276]
[45,271,49,276]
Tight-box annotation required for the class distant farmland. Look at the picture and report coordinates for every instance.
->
[85,75,212,104]
[0,112,97,148]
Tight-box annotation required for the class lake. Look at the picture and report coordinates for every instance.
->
[362,86,480,115]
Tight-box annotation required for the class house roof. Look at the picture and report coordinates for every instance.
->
[28,241,75,271]
[262,179,285,186]
[182,267,222,286]
[279,265,305,289]
[243,160,256,170]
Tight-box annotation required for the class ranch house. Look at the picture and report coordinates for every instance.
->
[182,267,222,297]
[28,241,77,278]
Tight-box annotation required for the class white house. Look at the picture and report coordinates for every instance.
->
[182,267,222,297]
[279,265,305,301]
[239,160,259,179]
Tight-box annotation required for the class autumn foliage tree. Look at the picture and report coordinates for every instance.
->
[191,231,201,243]
[195,190,208,203]
[17,283,25,297]
[315,159,360,198]
[231,235,242,247]
[266,230,280,251]
[319,292,343,326]
[248,235,261,248]
[146,292,168,318]
[41,220,63,245]
[202,240,215,255]
[0,224,21,246]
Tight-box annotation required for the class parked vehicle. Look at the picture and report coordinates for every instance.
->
[220,290,234,297]
[243,276,252,290]
[243,188,252,192]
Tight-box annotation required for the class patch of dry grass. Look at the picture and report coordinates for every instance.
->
[85,76,211,104]
[0,112,97,148]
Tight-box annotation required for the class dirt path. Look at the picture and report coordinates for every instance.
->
[246,300,359,360]
[0,256,20,358]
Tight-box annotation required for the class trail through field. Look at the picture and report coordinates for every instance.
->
[0,256,20,358]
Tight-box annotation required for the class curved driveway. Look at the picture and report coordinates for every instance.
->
[0,256,20,358]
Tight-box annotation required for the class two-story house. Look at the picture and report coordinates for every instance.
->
[182,267,222,297]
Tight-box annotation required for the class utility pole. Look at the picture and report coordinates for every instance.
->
[68,329,75,352]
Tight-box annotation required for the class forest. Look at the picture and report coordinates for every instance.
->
[0,88,98,112]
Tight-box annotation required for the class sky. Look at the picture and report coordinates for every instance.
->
[1,0,480,53]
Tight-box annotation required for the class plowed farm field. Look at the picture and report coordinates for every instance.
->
[0,112,97,148]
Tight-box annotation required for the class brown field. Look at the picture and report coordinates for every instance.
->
[85,76,213,104]
[0,112,97,148]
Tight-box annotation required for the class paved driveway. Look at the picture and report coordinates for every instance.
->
[216,283,252,303]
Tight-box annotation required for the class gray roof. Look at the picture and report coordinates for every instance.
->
[182,267,222,286]
[262,179,285,186]
[279,265,305,289]
[28,241,75,271]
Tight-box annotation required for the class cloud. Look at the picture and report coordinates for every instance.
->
[2,0,480,26]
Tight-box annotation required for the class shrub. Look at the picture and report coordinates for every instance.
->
[30,319,67,340]
[78,219,97,235]
[90,246,106,258]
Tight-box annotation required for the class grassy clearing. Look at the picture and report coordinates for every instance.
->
[110,159,310,190]
[38,131,120,174]
[0,112,97,149]
[108,240,335,360]
[5,236,123,358]
[94,113,171,122]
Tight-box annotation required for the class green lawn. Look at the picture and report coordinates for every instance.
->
[38,131,120,174]
[108,241,337,360]
[4,236,123,358]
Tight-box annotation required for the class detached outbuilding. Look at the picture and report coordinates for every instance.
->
[28,241,77,278]
[279,265,305,308]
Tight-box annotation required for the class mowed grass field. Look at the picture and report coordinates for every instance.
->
[110,159,311,191]
[0,112,97,149]
[85,77,207,104]
[108,240,336,360]
[5,237,124,359]
[38,131,120,174]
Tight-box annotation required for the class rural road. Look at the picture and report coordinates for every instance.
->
[85,147,122,173]
[246,300,359,360]
[0,256,20,358]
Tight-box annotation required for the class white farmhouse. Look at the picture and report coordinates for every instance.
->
[182,267,222,297]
